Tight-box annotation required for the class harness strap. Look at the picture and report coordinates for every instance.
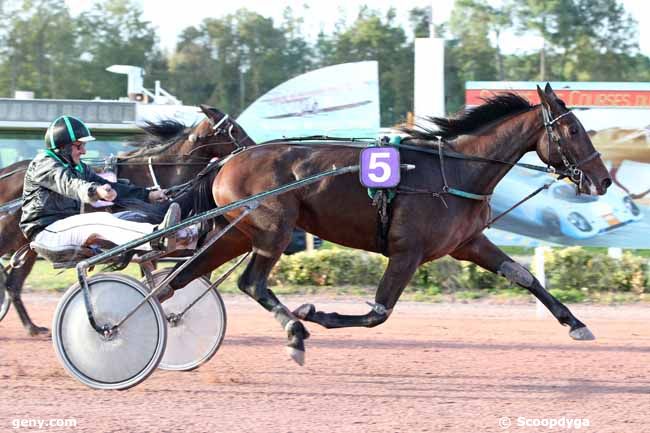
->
[147,156,161,190]
[8,244,32,269]
[485,180,556,229]
[437,138,491,202]
[447,187,491,201]
[211,114,229,131]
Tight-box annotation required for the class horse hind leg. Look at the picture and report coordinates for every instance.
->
[0,218,49,336]
[294,251,421,329]
[238,251,310,365]
[6,250,49,336]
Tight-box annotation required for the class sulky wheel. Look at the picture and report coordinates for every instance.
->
[145,269,226,371]
[52,273,167,390]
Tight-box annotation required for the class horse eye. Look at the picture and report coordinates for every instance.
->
[569,125,578,136]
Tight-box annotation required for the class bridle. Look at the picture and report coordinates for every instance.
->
[540,104,601,191]
[185,114,255,156]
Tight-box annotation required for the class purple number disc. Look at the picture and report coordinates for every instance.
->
[360,147,400,188]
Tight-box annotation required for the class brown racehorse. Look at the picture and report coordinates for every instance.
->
[170,84,612,365]
[0,105,248,335]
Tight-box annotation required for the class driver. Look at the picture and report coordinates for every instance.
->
[20,115,191,256]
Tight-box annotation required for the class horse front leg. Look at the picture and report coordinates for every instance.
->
[451,234,594,340]
[293,251,422,329]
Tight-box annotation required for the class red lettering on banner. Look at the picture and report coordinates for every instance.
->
[634,94,648,106]
[466,87,650,107]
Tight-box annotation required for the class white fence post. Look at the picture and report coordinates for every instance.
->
[608,247,623,259]
[533,246,549,318]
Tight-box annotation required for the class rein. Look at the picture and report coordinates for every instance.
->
[0,167,27,181]
[0,198,22,214]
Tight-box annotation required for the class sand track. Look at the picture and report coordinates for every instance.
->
[1,293,648,432]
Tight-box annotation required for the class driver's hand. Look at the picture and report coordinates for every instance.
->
[148,189,169,203]
[96,184,117,202]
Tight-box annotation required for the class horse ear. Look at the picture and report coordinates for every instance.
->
[544,82,562,103]
[199,104,215,116]
[199,104,225,122]
[536,85,548,106]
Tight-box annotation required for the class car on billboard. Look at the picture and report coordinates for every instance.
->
[490,156,642,240]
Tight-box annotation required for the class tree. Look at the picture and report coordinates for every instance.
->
[75,0,161,99]
[168,26,219,107]
[322,7,413,125]
[169,9,313,115]
[0,0,78,98]
[510,0,643,81]
[445,0,501,112]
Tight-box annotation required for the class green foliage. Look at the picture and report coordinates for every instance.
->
[508,0,649,81]
[549,288,586,303]
[411,257,464,291]
[455,290,485,300]
[265,247,648,301]
[25,260,142,292]
[0,0,79,98]
[545,247,649,294]
[462,262,513,292]
[75,0,164,99]
[270,249,387,286]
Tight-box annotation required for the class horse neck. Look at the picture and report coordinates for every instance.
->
[454,107,544,194]
[116,138,188,188]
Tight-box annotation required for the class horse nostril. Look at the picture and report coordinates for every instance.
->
[602,178,612,191]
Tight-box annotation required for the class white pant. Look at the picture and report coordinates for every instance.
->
[33,212,156,251]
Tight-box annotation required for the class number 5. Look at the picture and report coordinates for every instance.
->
[368,152,391,183]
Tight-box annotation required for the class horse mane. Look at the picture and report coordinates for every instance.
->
[173,167,219,218]
[123,119,194,158]
[400,93,534,140]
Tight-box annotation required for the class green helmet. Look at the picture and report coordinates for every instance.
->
[44,116,95,149]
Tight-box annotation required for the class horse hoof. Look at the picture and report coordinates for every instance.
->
[569,326,595,341]
[286,319,310,340]
[286,346,305,366]
[29,326,50,337]
[293,303,315,320]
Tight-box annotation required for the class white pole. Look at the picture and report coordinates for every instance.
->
[413,3,445,123]
[533,246,548,318]
[414,38,445,121]
[607,247,623,259]
[305,233,315,252]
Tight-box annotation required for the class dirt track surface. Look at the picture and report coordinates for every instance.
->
[1,293,649,433]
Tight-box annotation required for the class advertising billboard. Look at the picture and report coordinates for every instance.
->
[467,82,650,249]
[237,61,380,142]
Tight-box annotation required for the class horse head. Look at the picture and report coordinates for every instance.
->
[534,83,611,195]
[190,105,255,157]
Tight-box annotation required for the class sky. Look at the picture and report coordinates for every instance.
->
[65,0,650,57]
